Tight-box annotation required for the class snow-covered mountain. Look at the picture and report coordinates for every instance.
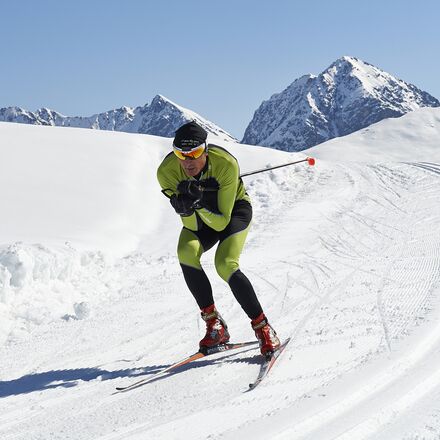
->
[0,94,236,142]
[242,56,440,151]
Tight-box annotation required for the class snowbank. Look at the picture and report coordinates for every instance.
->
[0,242,116,344]
[306,107,440,162]
[0,122,168,254]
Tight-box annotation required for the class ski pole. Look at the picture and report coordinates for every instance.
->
[197,156,316,193]
[240,157,315,178]
[161,157,316,198]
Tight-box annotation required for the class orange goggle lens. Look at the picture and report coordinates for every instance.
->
[173,144,206,160]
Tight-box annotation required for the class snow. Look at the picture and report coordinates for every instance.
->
[307,107,440,162]
[1,107,440,439]
[0,122,162,252]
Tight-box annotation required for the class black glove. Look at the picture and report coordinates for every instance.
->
[177,178,220,197]
[199,177,220,192]
[177,178,220,212]
[177,180,203,200]
[170,194,195,216]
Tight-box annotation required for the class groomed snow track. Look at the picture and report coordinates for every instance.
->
[1,160,440,440]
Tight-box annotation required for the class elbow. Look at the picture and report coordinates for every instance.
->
[211,223,227,232]
[210,216,230,232]
[197,209,230,231]
[200,216,228,232]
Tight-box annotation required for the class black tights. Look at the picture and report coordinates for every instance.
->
[179,200,263,320]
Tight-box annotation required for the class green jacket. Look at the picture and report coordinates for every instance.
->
[157,144,251,232]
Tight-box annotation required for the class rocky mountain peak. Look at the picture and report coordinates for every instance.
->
[242,57,440,151]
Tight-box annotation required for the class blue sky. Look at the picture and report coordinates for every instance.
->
[1,0,439,138]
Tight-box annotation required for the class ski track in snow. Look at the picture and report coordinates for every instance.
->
[1,161,440,439]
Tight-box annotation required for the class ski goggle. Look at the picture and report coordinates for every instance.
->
[173,143,206,160]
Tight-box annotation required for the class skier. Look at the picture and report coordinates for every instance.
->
[157,121,280,356]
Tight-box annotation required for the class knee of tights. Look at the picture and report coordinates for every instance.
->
[177,244,202,267]
[215,258,239,282]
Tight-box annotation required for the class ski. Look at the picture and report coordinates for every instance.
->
[248,338,291,391]
[114,340,258,393]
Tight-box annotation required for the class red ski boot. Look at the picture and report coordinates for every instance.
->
[251,313,280,357]
[199,304,230,349]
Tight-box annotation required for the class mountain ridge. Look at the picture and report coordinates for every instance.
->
[0,95,236,142]
[242,56,440,151]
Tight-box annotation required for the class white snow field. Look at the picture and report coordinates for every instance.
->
[1,107,440,439]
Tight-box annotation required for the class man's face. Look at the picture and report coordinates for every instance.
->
[178,152,208,177]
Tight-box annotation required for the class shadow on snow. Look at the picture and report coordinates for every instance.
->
[0,347,260,398]
[0,364,165,398]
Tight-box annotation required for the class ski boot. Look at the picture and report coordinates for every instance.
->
[251,313,280,358]
[199,304,230,351]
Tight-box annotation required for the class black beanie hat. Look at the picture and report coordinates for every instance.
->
[173,121,208,150]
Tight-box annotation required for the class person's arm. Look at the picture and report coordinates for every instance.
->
[157,161,199,230]
[195,160,238,232]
